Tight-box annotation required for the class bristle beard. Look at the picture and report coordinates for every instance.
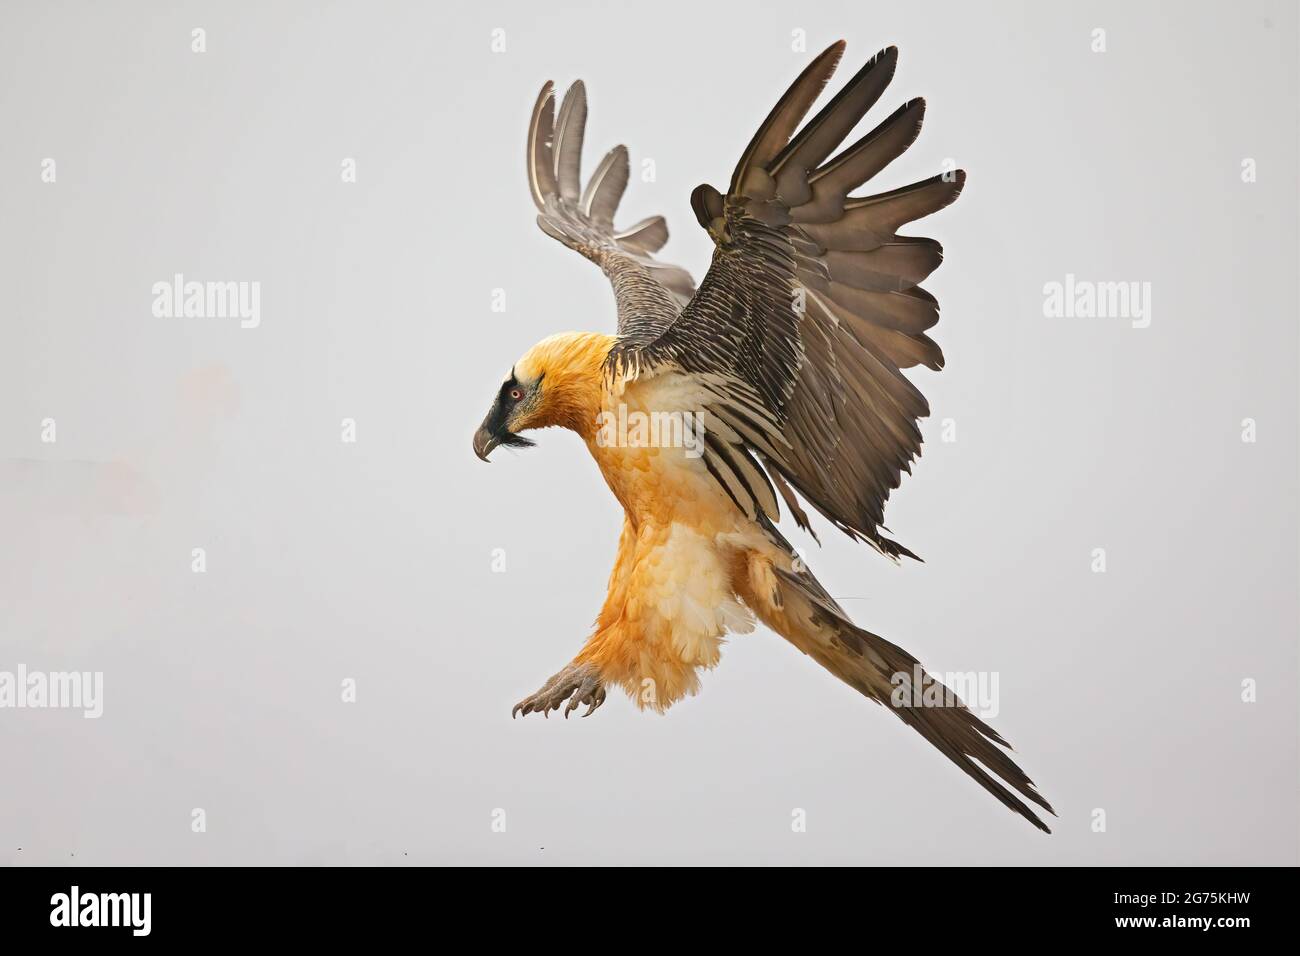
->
[499,432,536,450]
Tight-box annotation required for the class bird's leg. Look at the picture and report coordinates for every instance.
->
[511,660,607,719]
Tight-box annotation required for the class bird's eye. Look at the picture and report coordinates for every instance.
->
[509,388,523,401]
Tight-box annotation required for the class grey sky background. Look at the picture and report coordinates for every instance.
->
[1,0,1296,865]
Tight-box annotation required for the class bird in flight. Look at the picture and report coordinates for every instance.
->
[473,41,1054,831]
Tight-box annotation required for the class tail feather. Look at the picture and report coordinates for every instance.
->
[767,564,1055,833]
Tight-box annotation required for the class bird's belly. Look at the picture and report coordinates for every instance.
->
[577,388,766,707]
[582,486,758,709]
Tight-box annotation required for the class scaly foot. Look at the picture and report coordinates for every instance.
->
[512,662,607,719]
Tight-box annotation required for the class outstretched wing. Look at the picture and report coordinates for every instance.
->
[527,81,696,342]
[608,42,965,559]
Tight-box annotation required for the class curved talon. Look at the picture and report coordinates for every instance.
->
[512,663,606,720]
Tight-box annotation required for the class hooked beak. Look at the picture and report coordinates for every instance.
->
[472,425,499,462]
[474,371,538,462]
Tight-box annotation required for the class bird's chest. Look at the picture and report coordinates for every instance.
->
[588,439,723,528]
[585,374,739,529]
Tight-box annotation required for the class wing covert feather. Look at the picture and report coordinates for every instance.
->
[608,43,965,559]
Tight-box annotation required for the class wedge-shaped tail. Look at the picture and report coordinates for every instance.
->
[760,557,1055,833]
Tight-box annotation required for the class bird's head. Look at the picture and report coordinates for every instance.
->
[473,331,612,461]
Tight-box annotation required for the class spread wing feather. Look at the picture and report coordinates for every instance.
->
[527,81,695,342]
[608,42,965,558]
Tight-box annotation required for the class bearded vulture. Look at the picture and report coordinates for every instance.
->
[473,41,1054,832]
